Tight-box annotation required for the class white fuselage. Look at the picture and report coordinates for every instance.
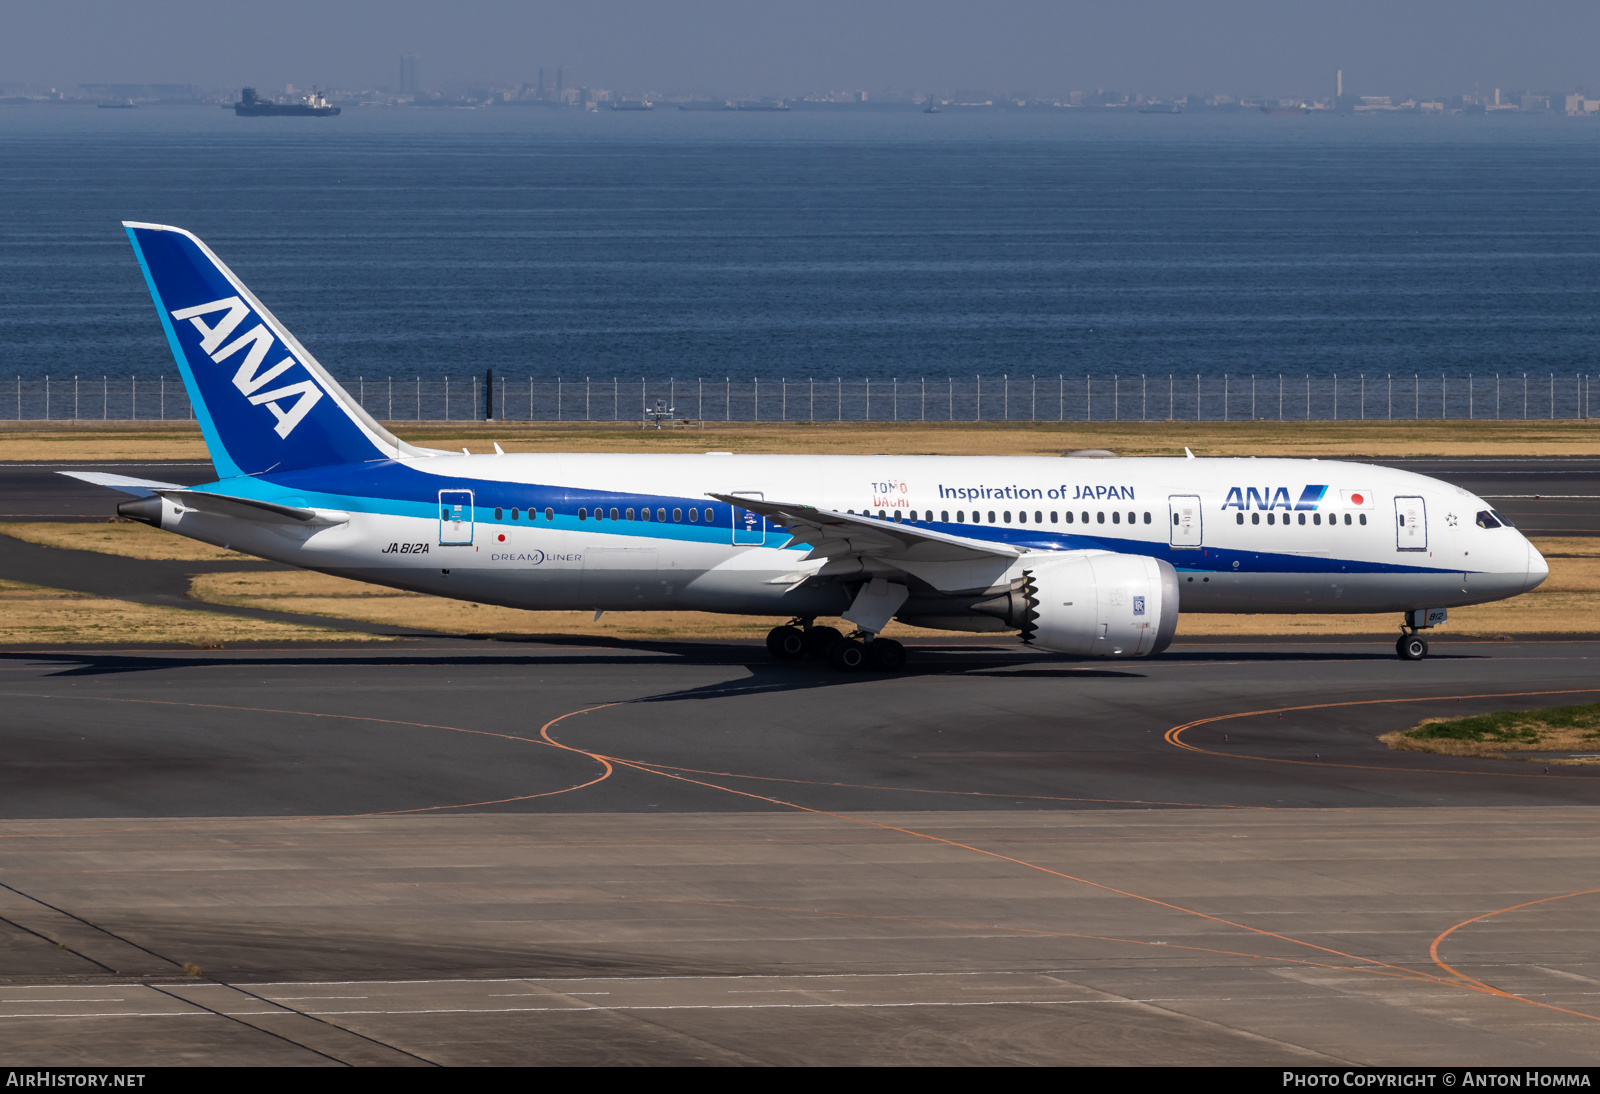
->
[155,453,1548,625]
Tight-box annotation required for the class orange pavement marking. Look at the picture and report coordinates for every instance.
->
[1429,889,1600,1024]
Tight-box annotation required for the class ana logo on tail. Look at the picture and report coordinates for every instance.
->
[169,296,325,438]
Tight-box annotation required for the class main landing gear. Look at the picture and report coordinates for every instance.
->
[765,619,907,673]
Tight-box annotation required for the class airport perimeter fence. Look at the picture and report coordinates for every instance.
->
[5,372,1597,425]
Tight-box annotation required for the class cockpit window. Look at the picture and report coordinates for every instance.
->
[1475,510,1503,529]
[1491,509,1514,528]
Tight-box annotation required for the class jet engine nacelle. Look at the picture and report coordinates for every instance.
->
[1019,552,1180,658]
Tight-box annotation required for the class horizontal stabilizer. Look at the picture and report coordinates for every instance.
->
[157,489,348,526]
[57,470,186,495]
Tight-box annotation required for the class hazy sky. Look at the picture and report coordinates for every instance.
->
[10,1,1600,98]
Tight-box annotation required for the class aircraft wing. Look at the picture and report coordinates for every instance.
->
[709,493,1021,563]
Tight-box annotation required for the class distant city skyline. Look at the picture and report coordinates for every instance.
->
[9,1,1600,103]
[24,73,1600,116]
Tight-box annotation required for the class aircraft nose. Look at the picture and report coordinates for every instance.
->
[1525,539,1549,592]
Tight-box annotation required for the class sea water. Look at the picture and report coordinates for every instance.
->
[2,106,1598,411]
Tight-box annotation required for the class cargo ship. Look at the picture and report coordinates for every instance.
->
[234,88,340,117]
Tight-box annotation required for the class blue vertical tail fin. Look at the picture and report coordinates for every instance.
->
[124,222,422,477]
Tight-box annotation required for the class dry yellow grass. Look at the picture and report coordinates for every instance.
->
[0,423,211,462]
[1379,725,1600,763]
[0,577,374,647]
[1380,702,1600,765]
[0,521,255,561]
[188,570,954,642]
[4,417,1600,461]
[421,419,1600,459]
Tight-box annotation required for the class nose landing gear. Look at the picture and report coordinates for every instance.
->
[1396,632,1429,661]
[1395,633,1433,658]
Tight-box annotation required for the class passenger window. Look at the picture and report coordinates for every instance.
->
[956,511,965,523]
[1344,513,1352,526]
[609,507,619,520]
[704,508,713,522]
[1064,511,1074,524]
[494,507,503,520]
[1005,511,1013,523]
[545,508,555,521]
[1266,513,1274,525]
[688,508,698,522]
[1128,512,1135,524]
[1051,511,1059,524]
[1035,511,1043,523]
[1096,511,1105,524]
[1143,512,1150,524]
[673,508,683,522]
[640,507,651,521]
[1017,511,1025,524]
[989,511,996,523]
[1236,513,1243,524]
[1298,513,1305,525]
[1359,513,1367,526]
[1082,512,1089,524]
[578,508,588,520]
[624,508,633,520]
[1112,511,1121,524]
[1313,513,1321,525]
[1251,512,1260,525]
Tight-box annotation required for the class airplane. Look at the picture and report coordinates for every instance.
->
[66,222,1549,670]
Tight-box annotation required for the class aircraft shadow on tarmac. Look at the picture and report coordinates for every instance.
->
[1,638,1470,684]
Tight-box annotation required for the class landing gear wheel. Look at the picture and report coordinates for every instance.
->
[766,625,806,660]
[1396,634,1428,661]
[827,638,867,672]
[866,637,907,672]
[804,625,843,659]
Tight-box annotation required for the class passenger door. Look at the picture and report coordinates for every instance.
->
[1168,495,1202,548]
[439,490,474,545]
[1395,496,1427,551]
[731,491,766,545]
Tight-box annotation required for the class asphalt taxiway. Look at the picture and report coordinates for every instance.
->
[4,458,1600,1065]
[3,638,1600,1065]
